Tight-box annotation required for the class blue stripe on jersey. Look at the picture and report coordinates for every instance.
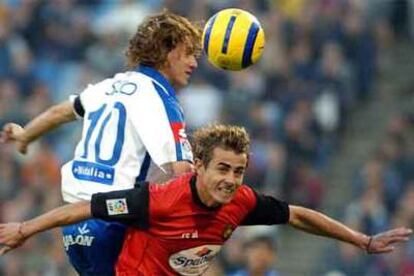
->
[135,152,151,182]
[152,82,183,122]
[204,15,217,56]
[136,66,176,99]
[135,65,186,162]
[242,22,260,68]
[152,82,184,160]
[221,16,237,54]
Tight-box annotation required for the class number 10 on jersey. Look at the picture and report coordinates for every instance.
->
[72,101,126,185]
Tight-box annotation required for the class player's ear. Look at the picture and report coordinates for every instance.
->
[246,153,250,168]
[194,158,203,171]
[165,43,179,67]
[195,158,209,174]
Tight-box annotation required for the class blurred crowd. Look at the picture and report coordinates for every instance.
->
[323,114,414,276]
[0,0,414,275]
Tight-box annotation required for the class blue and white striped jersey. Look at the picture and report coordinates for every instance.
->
[61,66,193,203]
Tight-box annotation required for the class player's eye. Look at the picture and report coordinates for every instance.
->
[186,45,202,59]
[217,166,228,173]
[234,169,244,177]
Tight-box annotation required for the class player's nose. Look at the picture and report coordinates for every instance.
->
[224,173,237,185]
[189,55,198,69]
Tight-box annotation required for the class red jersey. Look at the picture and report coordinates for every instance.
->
[91,173,289,275]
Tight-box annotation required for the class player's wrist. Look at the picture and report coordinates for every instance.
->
[354,233,371,252]
[20,131,32,144]
[366,236,374,254]
[17,222,27,240]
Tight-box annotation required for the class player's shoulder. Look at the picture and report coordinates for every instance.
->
[232,184,257,206]
[115,71,156,89]
[148,173,194,211]
[82,71,156,92]
[116,71,168,98]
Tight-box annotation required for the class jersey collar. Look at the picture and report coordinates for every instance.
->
[136,65,176,98]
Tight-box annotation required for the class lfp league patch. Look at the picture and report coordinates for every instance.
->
[106,198,129,215]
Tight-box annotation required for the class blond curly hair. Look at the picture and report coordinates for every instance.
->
[126,10,202,69]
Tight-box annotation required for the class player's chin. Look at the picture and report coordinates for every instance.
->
[213,192,235,204]
[176,75,190,87]
[182,77,190,86]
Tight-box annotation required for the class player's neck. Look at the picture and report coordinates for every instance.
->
[195,179,220,208]
[158,68,181,90]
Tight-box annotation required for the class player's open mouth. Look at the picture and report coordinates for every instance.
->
[217,186,234,195]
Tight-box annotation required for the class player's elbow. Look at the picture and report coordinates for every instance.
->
[149,161,194,183]
[288,205,314,228]
[49,101,77,123]
[171,161,194,177]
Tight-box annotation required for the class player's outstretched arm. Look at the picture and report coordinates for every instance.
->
[0,201,91,255]
[0,101,77,154]
[288,205,412,254]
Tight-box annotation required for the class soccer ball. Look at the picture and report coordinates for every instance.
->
[202,8,265,71]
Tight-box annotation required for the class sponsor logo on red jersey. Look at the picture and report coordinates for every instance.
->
[169,244,221,276]
[195,247,212,257]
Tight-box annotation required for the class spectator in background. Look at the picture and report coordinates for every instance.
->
[0,78,27,127]
[230,235,280,276]
[0,146,21,200]
[179,75,223,131]
[288,161,324,209]
[315,41,351,135]
[342,5,377,101]
[327,182,388,275]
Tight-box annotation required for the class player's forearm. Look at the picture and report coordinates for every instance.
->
[20,201,92,239]
[288,205,370,250]
[23,101,77,143]
[148,161,193,183]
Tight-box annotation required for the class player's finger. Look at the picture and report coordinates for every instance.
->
[0,246,11,255]
[380,246,394,253]
[399,228,413,236]
[0,131,5,143]
[0,224,7,231]
[391,227,413,236]
[0,131,12,143]
[388,236,410,244]
[3,124,15,134]
[0,124,17,142]
[372,245,394,254]
[18,143,27,154]
[378,228,411,240]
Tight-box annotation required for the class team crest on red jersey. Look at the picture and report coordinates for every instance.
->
[222,224,234,240]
